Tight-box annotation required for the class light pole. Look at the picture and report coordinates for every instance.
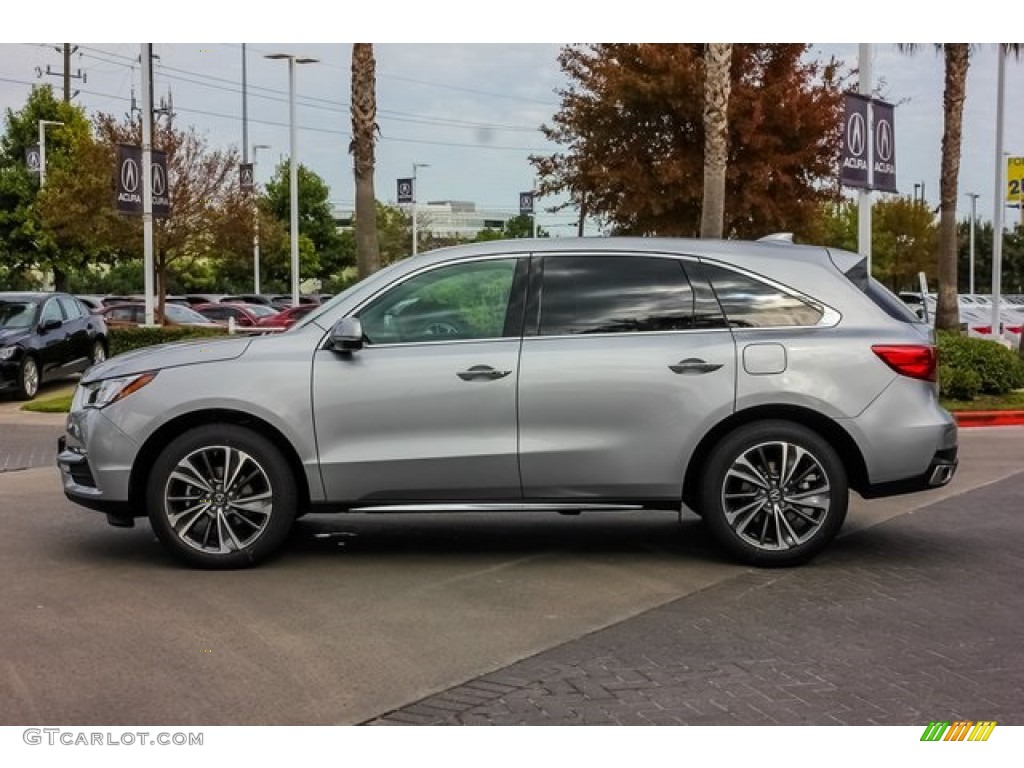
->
[411,162,429,256]
[265,53,318,307]
[38,119,63,187]
[252,143,271,294]
[966,192,979,295]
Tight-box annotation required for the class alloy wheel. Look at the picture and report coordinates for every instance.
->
[721,440,831,552]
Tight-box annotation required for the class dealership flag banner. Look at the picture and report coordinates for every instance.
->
[116,145,170,218]
[25,145,40,174]
[240,163,254,193]
[872,99,897,193]
[841,93,871,189]
[519,191,535,215]
[397,177,413,204]
[1007,156,1024,207]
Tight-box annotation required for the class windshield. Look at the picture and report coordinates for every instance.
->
[247,305,279,318]
[165,304,210,324]
[0,300,37,329]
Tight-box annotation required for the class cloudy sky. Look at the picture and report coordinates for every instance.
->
[0,7,1021,235]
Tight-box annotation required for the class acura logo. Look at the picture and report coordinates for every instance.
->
[398,181,411,197]
[121,158,139,193]
[26,150,40,171]
[875,118,893,163]
[846,112,866,158]
[151,162,167,196]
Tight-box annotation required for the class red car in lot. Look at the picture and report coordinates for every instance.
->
[255,304,316,329]
[192,303,280,327]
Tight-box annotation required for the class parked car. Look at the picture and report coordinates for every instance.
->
[221,294,276,307]
[59,237,957,568]
[193,302,280,327]
[0,292,108,400]
[269,294,321,311]
[254,304,316,330]
[75,295,107,314]
[101,302,222,328]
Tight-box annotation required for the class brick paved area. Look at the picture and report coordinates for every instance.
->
[371,475,1024,725]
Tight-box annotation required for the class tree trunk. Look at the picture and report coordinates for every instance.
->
[52,267,67,292]
[351,43,380,278]
[937,44,968,332]
[700,43,733,239]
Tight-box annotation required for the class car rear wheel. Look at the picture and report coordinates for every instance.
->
[15,355,39,400]
[146,424,297,568]
[699,420,847,567]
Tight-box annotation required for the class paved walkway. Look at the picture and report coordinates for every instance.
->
[371,472,1024,725]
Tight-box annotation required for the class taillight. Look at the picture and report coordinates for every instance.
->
[871,344,937,382]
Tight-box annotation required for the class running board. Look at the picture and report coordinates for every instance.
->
[347,502,645,513]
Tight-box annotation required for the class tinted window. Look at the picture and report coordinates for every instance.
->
[359,259,518,345]
[40,299,63,325]
[844,258,921,323]
[539,256,695,335]
[703,263,823,328]
[58,296,84,320]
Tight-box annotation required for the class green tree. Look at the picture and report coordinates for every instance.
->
[0,85,94,290]
[264,161,346,279]
[957,219,1024,295]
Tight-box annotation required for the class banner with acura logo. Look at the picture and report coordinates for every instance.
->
[840,93,897,193]
[872,99,897,193]
[116,144,170,218]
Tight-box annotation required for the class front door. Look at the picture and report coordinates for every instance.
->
[312,256,527,504]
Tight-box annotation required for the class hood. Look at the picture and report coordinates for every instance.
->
[0,327,29,347]
[82,336,253,383]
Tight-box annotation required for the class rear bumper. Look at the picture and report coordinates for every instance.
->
[860,445,958,498]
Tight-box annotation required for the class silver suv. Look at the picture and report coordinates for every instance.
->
[58,238,958,568]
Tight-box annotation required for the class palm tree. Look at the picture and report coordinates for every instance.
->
[900,44,1021,332]
[700,43,732,239]
[350,43,380,278]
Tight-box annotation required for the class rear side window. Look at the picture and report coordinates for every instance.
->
[539,255,696,335]
[841,256,922,323]
[57,296,85,320]
[703,263,824,328]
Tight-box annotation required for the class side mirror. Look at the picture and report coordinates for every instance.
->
[40,318,62,332]
[330,317,364,352]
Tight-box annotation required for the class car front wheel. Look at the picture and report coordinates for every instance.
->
[16,355,39,400]
[146,424,297,568]
[699,420,848,567]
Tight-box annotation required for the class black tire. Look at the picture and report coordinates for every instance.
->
[146,424,297,569]
[698,420,847,567]
[89,338,107,367]
[15,355,39,401]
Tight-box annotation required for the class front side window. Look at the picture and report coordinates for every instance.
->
[40,299,63,326]
[703,263,824,328]
[359,258,518,345]
[539,255,695,336]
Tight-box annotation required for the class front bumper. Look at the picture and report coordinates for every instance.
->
[57,404,140,519]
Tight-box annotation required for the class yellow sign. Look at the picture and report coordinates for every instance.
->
[1008,156,1024,204]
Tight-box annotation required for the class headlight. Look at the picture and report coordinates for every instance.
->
[0,346,16,361]
[78,372,158,409]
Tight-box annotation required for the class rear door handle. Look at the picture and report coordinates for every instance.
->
[457,365,512,381]
[669,358,723,375]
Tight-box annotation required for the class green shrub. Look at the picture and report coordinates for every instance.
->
[108,326,229,357]
[937,331,1024,398]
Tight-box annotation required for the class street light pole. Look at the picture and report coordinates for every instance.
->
[37,119,63,188]
[252,143,271,294]
[265,53,318,308]
[966,192,979,295]
[991,47,1006,337]
[412,162,429,256]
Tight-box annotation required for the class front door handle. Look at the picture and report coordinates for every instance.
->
[457,365,512,381]
[669,358,723,375]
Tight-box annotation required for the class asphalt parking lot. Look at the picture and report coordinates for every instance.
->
[1,399,1022,726]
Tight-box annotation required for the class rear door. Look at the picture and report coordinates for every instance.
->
[517,253,737,503]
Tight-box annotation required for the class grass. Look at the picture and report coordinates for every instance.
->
[20,392,73,413]
[941,390,1024,412]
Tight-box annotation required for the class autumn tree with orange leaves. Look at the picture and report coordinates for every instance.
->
[532,44,847,239]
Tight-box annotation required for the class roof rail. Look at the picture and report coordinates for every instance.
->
[757,232,794,243]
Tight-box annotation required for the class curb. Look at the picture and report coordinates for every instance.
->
[952,410,1024,428]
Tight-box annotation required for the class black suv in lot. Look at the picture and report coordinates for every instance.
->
[0,292,108,400]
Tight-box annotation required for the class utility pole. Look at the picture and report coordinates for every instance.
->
[858,43,873,276]
[42,44,85,101]
[242,44,249,165]
[141,43,155,327]
[966,192,979,295]
[991,48,1006,338]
